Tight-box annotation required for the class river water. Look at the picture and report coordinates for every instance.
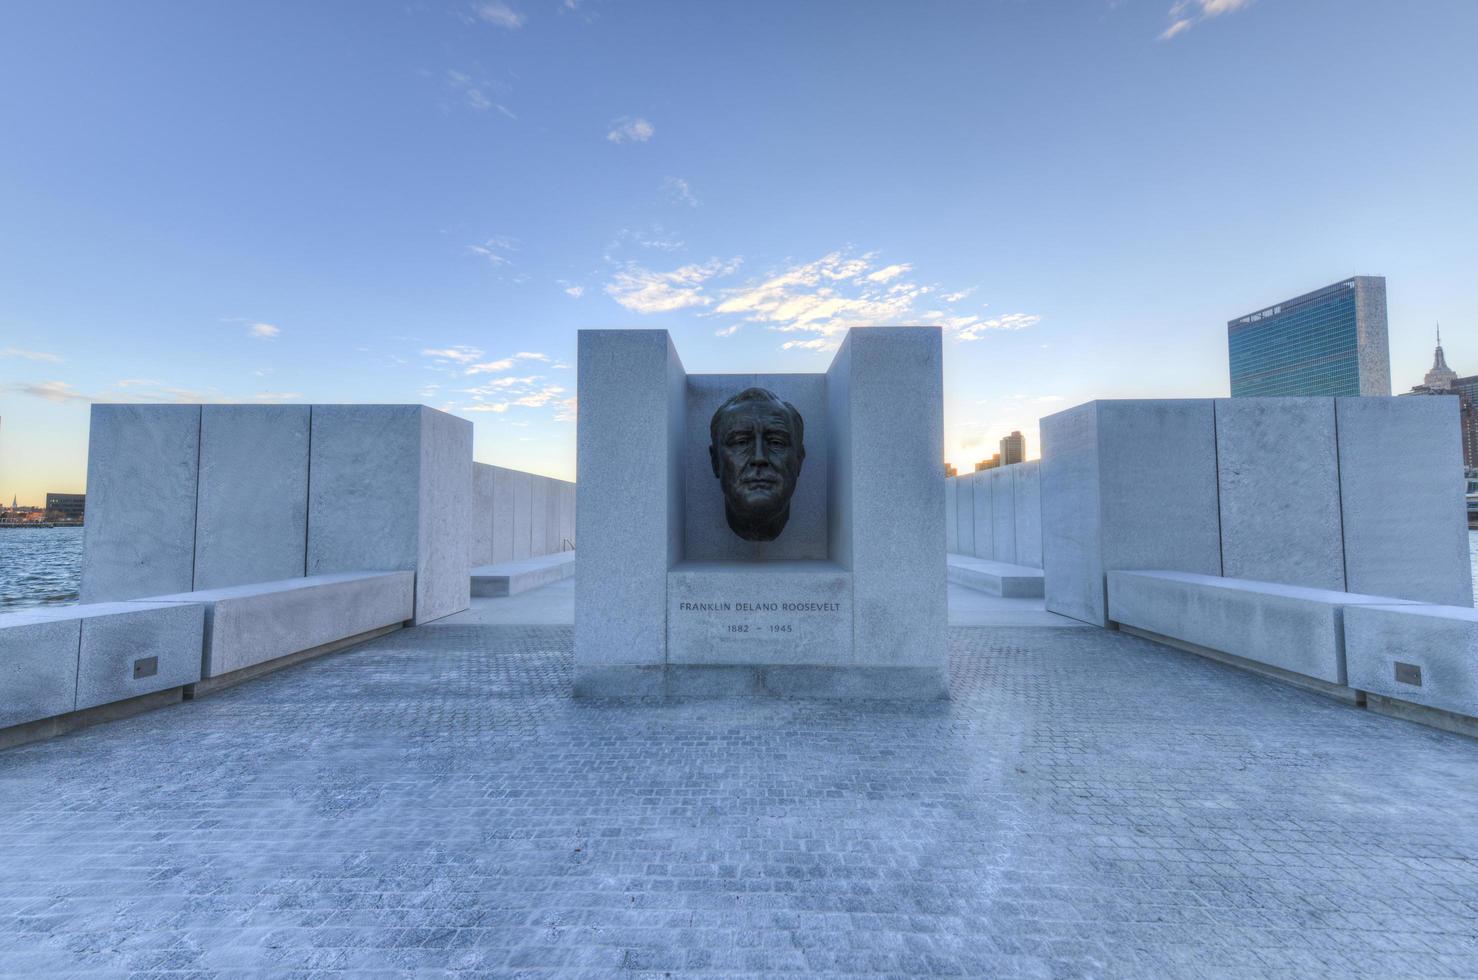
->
[2,527,1477,611]
[1,526,84,609]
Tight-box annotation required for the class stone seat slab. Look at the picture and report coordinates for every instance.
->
[1344,603,1478,721]
[472,551,575,597]
[1107,569,1419,686]
[0,611,82,728]
[1,601,204,727]
[946,554,1044,598]
[134,571,413,679]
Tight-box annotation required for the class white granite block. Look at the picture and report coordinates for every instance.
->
[194,405,310,590]
[560,482,576,550]
[415,407,473,624]
[683,374,829,561]
[530,476,550,558]
[956,471,976,556]
[141,572,413,679]
[1013,460,1043,569]
[666,561,851,666]
[971,470,994,561]
[832,327,947,671]
[80,404,201,602]
[1345,604,1478,719]
[991,466,1017,564]
[1108,570,1415,685]
[512,470,533,561]
[307,405,471,625]
[575,330,686,676]
[491,465,517,564]
[944,477,958,553]
[1098,401,1221,574]
[307,405,420,577]
[471,552,576,597]
[1041,401,1221,626]
[544,478,562,554]
[1336,397,1473,605]
[946,554,1044,598]
[1214,398,1344,591]
[1040,403,1104,625]
[0,613,80,728]
[70,601,204,710]
[471,463,497,567]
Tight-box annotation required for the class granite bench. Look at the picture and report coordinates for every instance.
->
[1107,570,1419,697]
[471,551,576,597]
[1,601,204,739]
[946,554,1045,597]
[1344,603,1478,735]
[134,571,414,692]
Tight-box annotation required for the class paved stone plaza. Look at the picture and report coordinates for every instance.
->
[2,608,1477,977]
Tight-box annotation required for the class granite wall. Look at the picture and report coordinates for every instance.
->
[1037,397,1473,626]
[81,403,476,625]
[470,463,575,567]
[942,459,1041,569]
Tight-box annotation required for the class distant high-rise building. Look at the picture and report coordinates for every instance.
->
[944,463,958,478]
[1404,327,1477,468]
[975,453,1001,472]
[999,431,1026,466]
[1228,276,1391,397]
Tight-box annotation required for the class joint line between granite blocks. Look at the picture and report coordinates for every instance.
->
[189,405,203,590]
[1332,399,1351,592]
[302,405,314,578]
[1211,401,1224,577]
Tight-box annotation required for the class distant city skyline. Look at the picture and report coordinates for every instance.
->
[3,1,1476,502]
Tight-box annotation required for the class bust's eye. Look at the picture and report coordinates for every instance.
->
[725,432,752,446]
[766,436,789,448]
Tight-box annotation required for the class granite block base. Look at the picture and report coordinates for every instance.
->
[573,664,949,699]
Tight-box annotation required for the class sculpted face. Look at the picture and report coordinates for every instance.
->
[709,388,805,542]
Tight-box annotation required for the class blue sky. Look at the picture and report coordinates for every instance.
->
[3,0,1476,503]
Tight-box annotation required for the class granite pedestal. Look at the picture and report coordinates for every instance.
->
[575,327,946,698]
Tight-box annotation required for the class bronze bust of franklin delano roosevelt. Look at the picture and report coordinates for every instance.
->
[708,387,805,542]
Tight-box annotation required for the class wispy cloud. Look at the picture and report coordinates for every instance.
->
[434,347,555,373]
[955,313,1042,341]
[2,380,88,403]
[474,1,524,29]
[561,283,585,298]
[0,347,61,362]
[600,247,1036,352]
[605,257,741,314]
[248,322,280,340]
[607,225,685,252]
[606,116,654,143]
[458,373,568,418]
[423,346,484,364]
[466,358,515,376]
[662,176,699,207]
[866,263,911,283]
[467,236,517,266]
[710,251,922,349]
[446,69,515,117]
[1159,0,1252,40]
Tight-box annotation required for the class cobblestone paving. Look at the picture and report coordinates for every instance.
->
[2,624,1477,978]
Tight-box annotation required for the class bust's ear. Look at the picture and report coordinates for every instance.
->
[709,443,721,478]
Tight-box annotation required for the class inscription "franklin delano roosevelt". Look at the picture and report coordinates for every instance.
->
[678,601,842,613]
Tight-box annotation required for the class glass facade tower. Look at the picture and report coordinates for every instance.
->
[1228,276,1391,397]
